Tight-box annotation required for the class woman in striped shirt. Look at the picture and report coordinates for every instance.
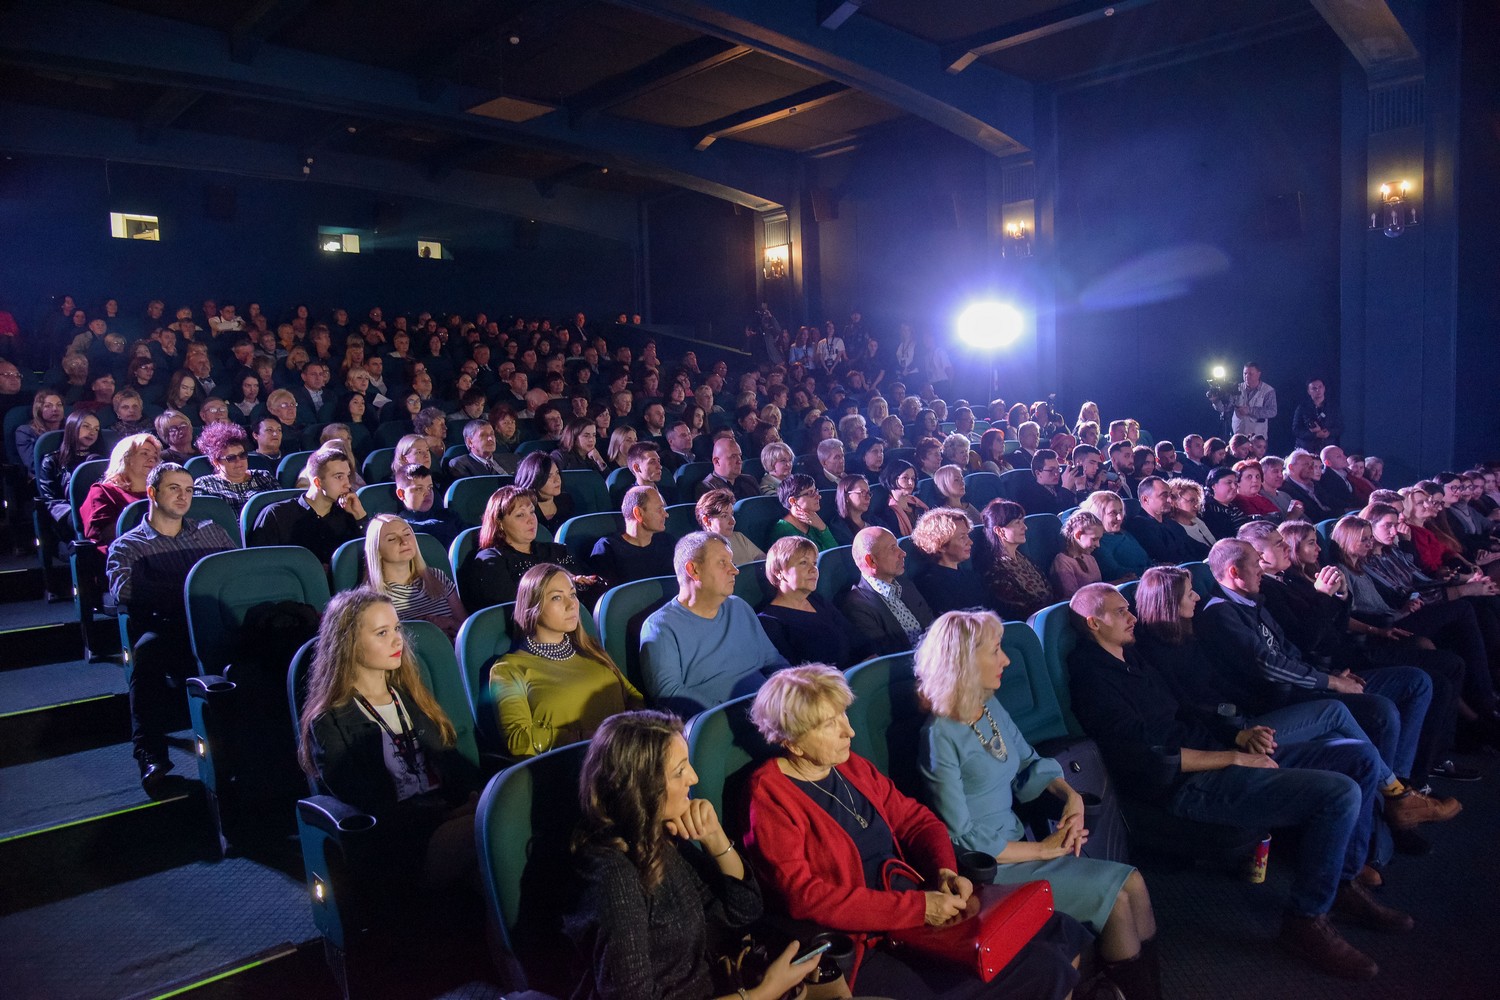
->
[364,514,467,639]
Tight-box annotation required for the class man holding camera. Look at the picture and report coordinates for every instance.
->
[1209,363,1278,440]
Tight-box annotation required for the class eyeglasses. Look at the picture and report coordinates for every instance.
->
[221,452,248,462]
[795,491,819,502]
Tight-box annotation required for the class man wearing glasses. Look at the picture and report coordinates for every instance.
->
[1013,449,1078,516]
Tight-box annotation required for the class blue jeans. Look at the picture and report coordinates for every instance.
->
[1169,738,1384,915]
[1253,699,1394,784]
[1290,665,1431,779]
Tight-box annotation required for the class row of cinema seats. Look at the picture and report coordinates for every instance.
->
[471,570,1264,997]
[163,517,1262,995]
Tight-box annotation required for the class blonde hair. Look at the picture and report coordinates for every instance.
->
[914,610,1003,722]
[911,507,970,558]
[750,664,853,745]
[103,432,162,486]
[1061,509,1103,552]
[1081,490,1123,519]
[364,513,443,599]
[932,464,966,500]
[1165,477,1202,511]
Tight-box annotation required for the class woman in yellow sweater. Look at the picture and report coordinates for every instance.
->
[488,563,643,757]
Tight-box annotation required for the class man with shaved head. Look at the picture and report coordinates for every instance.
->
[837,526,934,655]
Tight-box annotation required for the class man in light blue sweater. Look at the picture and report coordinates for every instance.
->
[640,530,788,716]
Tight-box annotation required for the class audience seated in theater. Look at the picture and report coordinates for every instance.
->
[251,444,368,565]
[514,451,573,538]
[931,463,981,525]
[975,427,1012,474]
[16,390,65,473]
[1256,456,1305,519]
[1316,446,1359,515]
[1231,459,1281,520]
[758,441,794,497]
[638,531,788,716]
[37,409,106,535]
[1162,478,1217,552]
[868,460,928,537]
[1066,582,1414,980]
[693,488,764,565]
[811,437,845,489]
[1008,448,1075,516]
[192,420,280,514]
[1200,467,1253,539]
[488,564,643,758]
[915,610,1159,998]
[757,536,867,669]
[153,409,198,465]
[839,525,935,655]
[590,486,676,587]
[908,507,989,616]
[447,418,510,477]
[1080,491,1149,583]
[551,417,608,475]
[823,473,870,548]
[1195,539,1459,834]
[364,514,466,640]
[695,433,757,501]
[1281,449,1335,523]
[291,358,338,427]
[1247,519,1474,784]
[1051,509,1105,600]
[460,485,598,611]
[742,664,1089,999]
[770,473,837,551]
[979,499,1056,620]
[81,432,162,556]
[622,441,677,505]
[1133,563,1449,838]
[388,462,460,547]
[564,711,814,1000]
[106,462,236,793]
[1124,476,1208,564]
[298,589,479,891]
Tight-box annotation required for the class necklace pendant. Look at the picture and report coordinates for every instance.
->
[855,815,868,829]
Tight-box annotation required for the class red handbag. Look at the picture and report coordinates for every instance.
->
[881,859,1054,983]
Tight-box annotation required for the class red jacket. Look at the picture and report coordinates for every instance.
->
[742,753,957,982]
[80,480,146,555]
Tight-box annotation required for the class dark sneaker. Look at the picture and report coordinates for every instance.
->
[1429,759,1482,782]
[1277,912,1379,980]
[1333,882,1414,932]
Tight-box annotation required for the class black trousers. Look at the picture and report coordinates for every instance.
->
[127,619,194,759]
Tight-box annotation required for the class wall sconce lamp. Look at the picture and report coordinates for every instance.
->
[763,244,789,279]
[1002,221,1033,258]
[1370,180,1419,238]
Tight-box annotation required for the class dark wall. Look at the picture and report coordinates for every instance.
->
[0,156,635,329]
[1455,0,1500,465]
[645,190,757,348]
[1051,27,1346,450]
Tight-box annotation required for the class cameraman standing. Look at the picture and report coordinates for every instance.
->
[1209,362,1277,440]
[1291,377,1341,451]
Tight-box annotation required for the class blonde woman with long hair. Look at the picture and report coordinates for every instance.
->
[915,609,1158,999]
[363,514,466,639]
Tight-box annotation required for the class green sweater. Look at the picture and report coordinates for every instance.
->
[489,650,644,757]
[769,517,838,552]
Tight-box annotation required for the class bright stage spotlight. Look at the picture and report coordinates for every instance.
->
[956,301,1024,350]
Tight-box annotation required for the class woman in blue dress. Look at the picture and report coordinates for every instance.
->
[915,609,1161,1000]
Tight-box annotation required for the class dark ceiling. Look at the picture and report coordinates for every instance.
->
[0,0,1341,208]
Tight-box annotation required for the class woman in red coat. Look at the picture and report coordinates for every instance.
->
[742,664,1087,999]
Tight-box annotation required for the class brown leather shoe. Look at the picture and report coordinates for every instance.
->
[1386,788,1462,829]
[1333,881,1414,932]
[1277,912,1379,980]
[1355,864,1383,888]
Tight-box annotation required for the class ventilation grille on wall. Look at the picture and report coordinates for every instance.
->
[1368,82,1423,133]
[1001,162,1036,205]
[762,212,790,246]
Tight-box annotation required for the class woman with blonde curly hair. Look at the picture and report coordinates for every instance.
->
[915,609,1156,998]
[909,507,989,615]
